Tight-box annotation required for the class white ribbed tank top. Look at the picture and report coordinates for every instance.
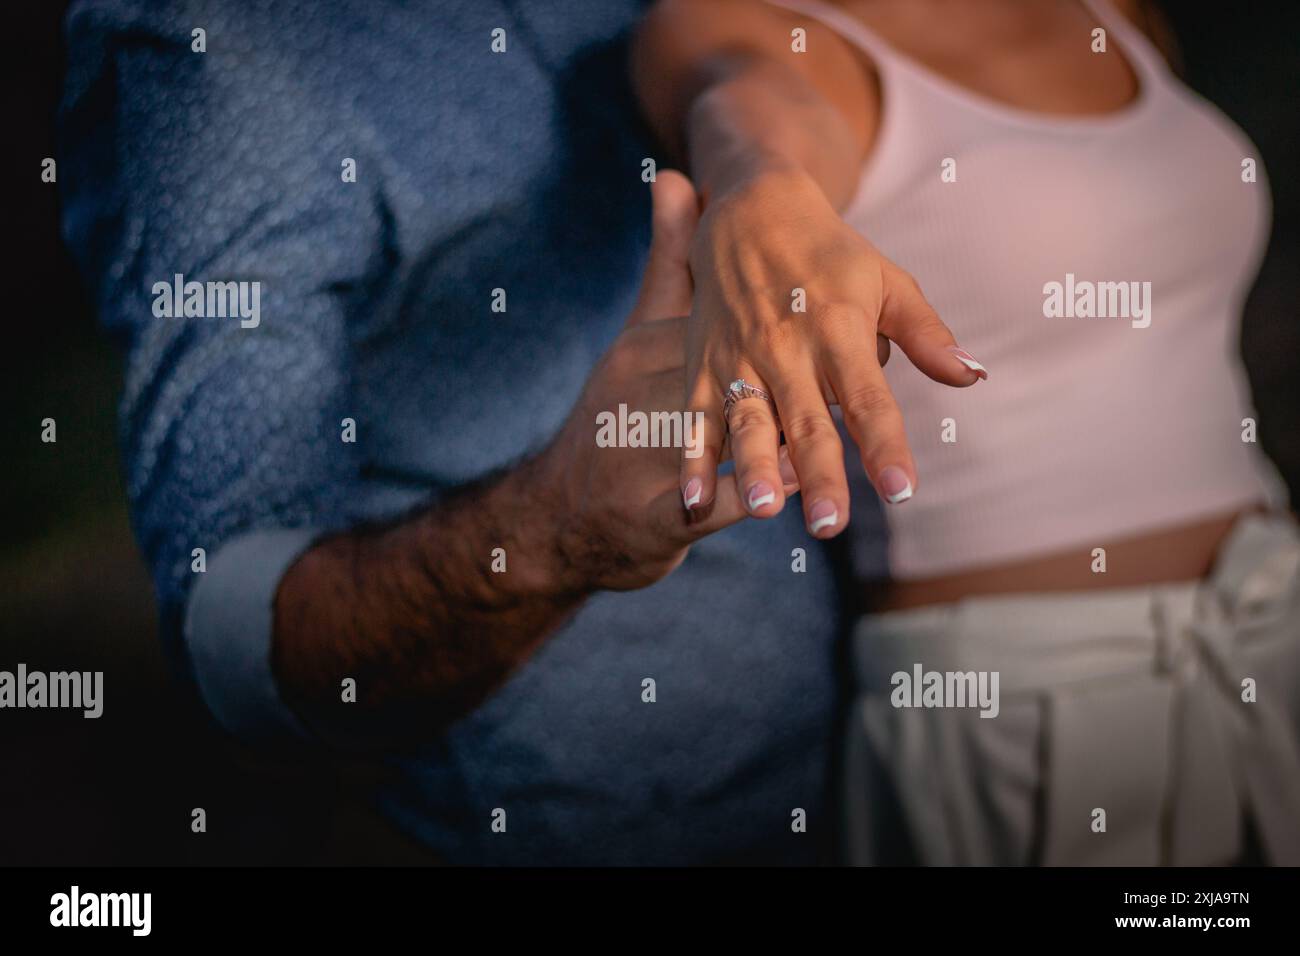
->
[768,0,1286,579]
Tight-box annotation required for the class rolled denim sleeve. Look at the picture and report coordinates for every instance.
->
[59,1,392,734]
[184,528,321,741]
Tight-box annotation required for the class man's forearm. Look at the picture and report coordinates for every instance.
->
[270,168,722,751]
[271,454,587,748]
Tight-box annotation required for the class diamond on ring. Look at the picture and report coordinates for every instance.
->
[723,378,780,431]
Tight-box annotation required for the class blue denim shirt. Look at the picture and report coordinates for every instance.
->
[60,0,881,864]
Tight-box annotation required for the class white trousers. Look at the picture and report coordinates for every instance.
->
[845,513,1300,865]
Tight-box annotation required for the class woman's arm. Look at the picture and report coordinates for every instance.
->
[632,0,874,208]
[632,0,983,539]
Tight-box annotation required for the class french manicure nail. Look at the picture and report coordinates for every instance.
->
[947,346,988,380]
[878,466,913,504]
[808,499,838,535]
[683,477,702,509]
[747,481,776,512]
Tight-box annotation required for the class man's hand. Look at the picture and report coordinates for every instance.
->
[532,171,786,591]
[272,171,756,748]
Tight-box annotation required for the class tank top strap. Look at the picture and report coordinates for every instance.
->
[1078,0,1174,85]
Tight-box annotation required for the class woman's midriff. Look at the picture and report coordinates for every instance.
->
[859,506,1261,613]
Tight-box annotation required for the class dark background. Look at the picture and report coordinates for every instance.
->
[3,1,1297,865]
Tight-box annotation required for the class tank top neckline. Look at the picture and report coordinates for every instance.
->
[769,0,1166,133]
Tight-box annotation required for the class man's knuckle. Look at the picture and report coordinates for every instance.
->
[606,340,639,374]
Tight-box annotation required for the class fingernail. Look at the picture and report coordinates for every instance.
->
[683,477,702,510]
[947,346,988,380]
[808,499,838,535]
[778,447,797,486]
[747,481,776,512]
[878,466,913,504]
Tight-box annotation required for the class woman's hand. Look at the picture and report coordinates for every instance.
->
[682,165,987,538]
